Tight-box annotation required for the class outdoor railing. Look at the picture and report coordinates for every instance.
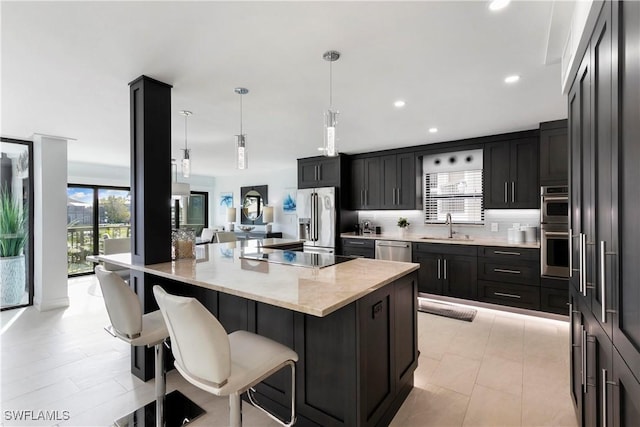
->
[67,224,131,275]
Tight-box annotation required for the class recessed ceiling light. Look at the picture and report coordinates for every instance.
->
[429,127,438,133]
[504,75,520,84]
[489,0,511,11]
[394,100,406,108]
[317,147,325,151]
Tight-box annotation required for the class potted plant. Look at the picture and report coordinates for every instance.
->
[0,186,27,306]
[397,217,410,236]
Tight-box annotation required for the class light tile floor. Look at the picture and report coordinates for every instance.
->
[0,276,578,426]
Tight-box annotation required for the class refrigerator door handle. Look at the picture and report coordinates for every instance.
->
[313,192,319,241]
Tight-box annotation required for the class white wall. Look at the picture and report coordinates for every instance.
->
[212,167,298,238]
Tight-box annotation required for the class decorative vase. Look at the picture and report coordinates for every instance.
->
[398,227,408,237]
[171,229,196,260]
[0,255,26,306]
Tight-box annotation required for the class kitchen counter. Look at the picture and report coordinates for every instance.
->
[90,238,419,317]
[341,231,540,249]
[89,238,419,426]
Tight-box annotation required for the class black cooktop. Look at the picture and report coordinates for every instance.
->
[239,249,354,269]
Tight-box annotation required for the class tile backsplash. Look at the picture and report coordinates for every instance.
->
[357,209,541,241]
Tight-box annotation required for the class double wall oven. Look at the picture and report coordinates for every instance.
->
[541,186,569,278]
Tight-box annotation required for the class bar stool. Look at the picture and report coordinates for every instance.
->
[95,266,204,426]
[153,285,298,427]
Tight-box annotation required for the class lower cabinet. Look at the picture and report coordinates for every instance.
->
[478,246,541,311]
[412,243,477,299]
[341,238,375,259]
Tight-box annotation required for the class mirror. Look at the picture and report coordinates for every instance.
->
[240,185,268,225]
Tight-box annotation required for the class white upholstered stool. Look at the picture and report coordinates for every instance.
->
[153,285,298,427]
[95,266,204,426]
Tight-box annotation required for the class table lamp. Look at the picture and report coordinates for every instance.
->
[263,206,274,233]
[227,207,236,231]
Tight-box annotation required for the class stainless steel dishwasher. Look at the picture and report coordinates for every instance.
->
[375,240,412,262]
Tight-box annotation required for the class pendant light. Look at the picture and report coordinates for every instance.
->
[234,87,249,169]
[180,110,192,178]
[171,159,190,198]
[323,50,340,157]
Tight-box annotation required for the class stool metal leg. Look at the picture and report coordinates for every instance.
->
[155,342,166,427]
[229,392,242,427]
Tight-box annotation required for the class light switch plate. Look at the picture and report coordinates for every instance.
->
[491,223,499,232]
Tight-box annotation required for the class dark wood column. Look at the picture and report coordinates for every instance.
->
[128,75,173,380]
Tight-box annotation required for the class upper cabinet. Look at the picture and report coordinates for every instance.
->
[380,153,416,209]
[351,156,381,209]
[539,119,569,186]
[298,155,345,189]
[484,136,539,209]
[349,152,416,210]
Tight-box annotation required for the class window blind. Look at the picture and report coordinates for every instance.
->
[424,169,484,224]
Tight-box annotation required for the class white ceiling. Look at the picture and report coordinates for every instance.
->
[1,1,571,178]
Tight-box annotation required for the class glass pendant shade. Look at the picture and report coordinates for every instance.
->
[236,134,247,170]
[324,109,339,157]
[182,148,191,178]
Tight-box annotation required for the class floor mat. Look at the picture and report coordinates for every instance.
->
[418,299,477,322]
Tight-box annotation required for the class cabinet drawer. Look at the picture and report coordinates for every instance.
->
[540,287,569,315]
[477,280,540,310]
[412,242,477,257]
[342,238,375,249]
[342,247,375,259]
[478,258,540,286]
[478,246,539,261]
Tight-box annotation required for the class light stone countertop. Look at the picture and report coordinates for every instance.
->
[89,239,419,317]
[340,232,540,249]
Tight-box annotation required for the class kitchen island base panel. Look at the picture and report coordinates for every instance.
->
[142,271,418,427]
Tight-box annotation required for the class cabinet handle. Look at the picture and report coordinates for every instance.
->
[397,188,401,205]
[582,327,587,394]
[437,258,441,279]
[581,234,587,297]
[569,228,573,278]
[365,189,368,206]
[494,268,521,274]
[494,292,521,299]
[493,250,521,256]
[392,188,396,205]
[600,240,607,323]
[504,182,508,203]
[602,369,607,427]
[443,259,447,280]
[511,181,515,203]
[314,165,318,181]
[349,241,365,245]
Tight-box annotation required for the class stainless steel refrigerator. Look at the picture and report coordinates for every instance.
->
[297,187,337,254]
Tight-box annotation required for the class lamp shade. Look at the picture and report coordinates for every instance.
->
[171,182,191,197]
[263,206,274,223]
[226,207,237,222]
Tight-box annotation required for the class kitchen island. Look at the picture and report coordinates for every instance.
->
[93,239,419,427]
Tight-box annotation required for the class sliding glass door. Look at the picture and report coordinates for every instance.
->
[67,185,130,276]
[1,138,34,310]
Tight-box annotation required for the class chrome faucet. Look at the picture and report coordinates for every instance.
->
[445,213,453,238]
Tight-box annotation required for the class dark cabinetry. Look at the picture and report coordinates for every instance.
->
[298,155,345,189]
[568,2,640,425]
[540,120,569,185]
[341,238,375,259]
[412,243,477,299]
[484,137,539,209]
[350,153,416,210]
[477,246,541,310]
[350,157,381,209]
[380,153,416,209]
